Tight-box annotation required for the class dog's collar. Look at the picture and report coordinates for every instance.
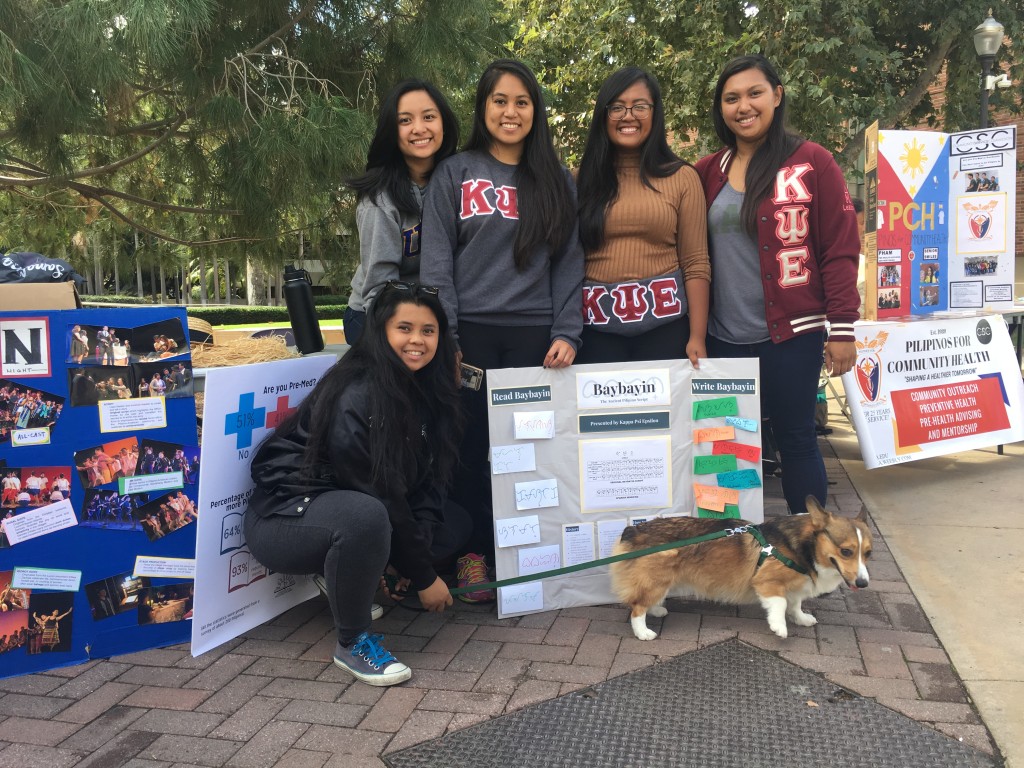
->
[742,526,809,575]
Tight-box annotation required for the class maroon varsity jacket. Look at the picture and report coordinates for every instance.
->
[694,141,860,343]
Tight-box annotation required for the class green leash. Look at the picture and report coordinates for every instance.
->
[448,523,808,597]
[450,526,735,597]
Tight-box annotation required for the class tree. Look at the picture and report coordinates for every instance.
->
[505,0,1022,168]
[0,0,501,285]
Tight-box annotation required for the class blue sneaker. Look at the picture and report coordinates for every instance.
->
[334,632,411,686]
[311,574,382,620]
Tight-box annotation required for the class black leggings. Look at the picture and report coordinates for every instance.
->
[454,321,553,555]
[244,490,470,644]
[576,316,691,364]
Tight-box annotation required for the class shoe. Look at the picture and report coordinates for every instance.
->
[456,553,495,604]
[311,574,383,620]
[333,632,411,686]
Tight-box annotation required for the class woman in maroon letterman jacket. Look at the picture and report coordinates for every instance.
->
[694,54,860,514]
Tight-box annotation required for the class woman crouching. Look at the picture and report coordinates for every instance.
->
[244,281,467,686]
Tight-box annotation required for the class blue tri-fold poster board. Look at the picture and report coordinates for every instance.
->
[0,307,199,678]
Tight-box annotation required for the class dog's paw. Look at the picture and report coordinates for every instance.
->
[630,615,658,641]
[791,611,817,627]
[648,605,668,618]
[768,620,789,639]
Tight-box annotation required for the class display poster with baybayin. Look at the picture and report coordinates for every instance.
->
[191,356,334,656]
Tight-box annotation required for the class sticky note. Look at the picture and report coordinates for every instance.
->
[712,440,761,464]
[495,515,542,548]
[692,396,739,420]
[513,411,555,440]
[514,478,559,510]
[725,416,759,432]
[716,469,762,489]
[693,483,740,512]
[694,426,736,444]
[698,505,742,519]
[491,444,536,474]
[694,454,738,475]
[499,581,544,613]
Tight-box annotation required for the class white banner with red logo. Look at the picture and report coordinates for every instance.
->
[842,314,1024,468]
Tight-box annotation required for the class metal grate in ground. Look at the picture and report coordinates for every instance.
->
[386,639,996,768]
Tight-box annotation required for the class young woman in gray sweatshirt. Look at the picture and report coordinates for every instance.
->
[344,80,460,344]
[420,59,584,602]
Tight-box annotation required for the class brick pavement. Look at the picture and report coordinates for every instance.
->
[0,442,1000,767]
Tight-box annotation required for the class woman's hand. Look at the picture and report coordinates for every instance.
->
[418,576,453,613]
[824,341,857,377]
[543,340,576,369]
[685,337,707,369]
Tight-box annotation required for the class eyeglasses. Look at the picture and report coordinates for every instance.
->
[606,103,653,120]
[384,280,439,296]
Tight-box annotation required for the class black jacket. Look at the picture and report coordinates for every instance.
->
[247,379,444,590]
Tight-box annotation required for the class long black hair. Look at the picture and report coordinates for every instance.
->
[273,283,462,496]
[577,67,684,252]
[347,79,460,216]
[712,55,804,237]
[465,59,575,270]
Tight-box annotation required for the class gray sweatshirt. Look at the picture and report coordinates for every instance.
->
[346,184,425,312]
[420,151,584,349]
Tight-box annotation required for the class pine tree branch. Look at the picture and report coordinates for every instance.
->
[0,112,188,187]
[81,192,255,247]
[66,181,240,216]
[246,0,322,56]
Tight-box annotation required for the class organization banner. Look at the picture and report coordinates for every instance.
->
[191,355,334,657]
[487,358,762,619]
[842,314,1024,468]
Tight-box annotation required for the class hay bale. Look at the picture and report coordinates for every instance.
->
[191,335,299,368]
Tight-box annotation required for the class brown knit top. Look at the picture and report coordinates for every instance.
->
[584,155,711,285]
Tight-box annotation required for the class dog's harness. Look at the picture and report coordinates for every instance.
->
[725,525,809,575]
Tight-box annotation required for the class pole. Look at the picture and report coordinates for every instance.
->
[979,55,993,129]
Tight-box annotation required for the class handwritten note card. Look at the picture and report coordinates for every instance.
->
[518,544,561,577]
[513,411,556,440]
[597,519,628,558]
[692,396,739,420]
[712,440,761,464]
[725,416,759,432]
[563,523,595,566]
[716,469,762,489]
[491,444,537,475]
[693,483,741,512]
[499,581,544,614]
[495,514,542,548]
[694,454,738,475]
[693,426,736,444]
[514,478,559,511]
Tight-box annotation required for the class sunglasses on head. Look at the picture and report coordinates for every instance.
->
[384,280,439,296]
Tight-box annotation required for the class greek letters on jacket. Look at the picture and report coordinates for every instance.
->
[459,179,519,220]
[694,143,860,344]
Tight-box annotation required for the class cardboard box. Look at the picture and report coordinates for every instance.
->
[0,282,82,310]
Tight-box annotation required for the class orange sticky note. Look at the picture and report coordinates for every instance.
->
[693,483,740,512]
[712,440,761,464]
[693,426,736,444]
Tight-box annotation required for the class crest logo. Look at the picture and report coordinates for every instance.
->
[854,331,889,404]
[962,199,997,240]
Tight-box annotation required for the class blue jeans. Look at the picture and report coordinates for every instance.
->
[707,331,827,514]
[342,307,365,346]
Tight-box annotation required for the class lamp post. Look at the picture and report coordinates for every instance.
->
[973,11,1004,129]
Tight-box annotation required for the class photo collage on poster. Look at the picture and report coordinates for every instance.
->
[66,319,193,406]
[0,308,199,677]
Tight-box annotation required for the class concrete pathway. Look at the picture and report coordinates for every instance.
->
[828,420,1023,768]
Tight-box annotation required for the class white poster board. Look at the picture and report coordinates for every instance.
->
[488,358,761,619]
[842,314,1024,469]
[191,356,334,656]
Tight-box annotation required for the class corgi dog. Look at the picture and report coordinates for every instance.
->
[611,497,871,641]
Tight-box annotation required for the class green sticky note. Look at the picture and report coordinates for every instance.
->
[692,396,739,420]
[694,454,738,475]
[698,504,741,519]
